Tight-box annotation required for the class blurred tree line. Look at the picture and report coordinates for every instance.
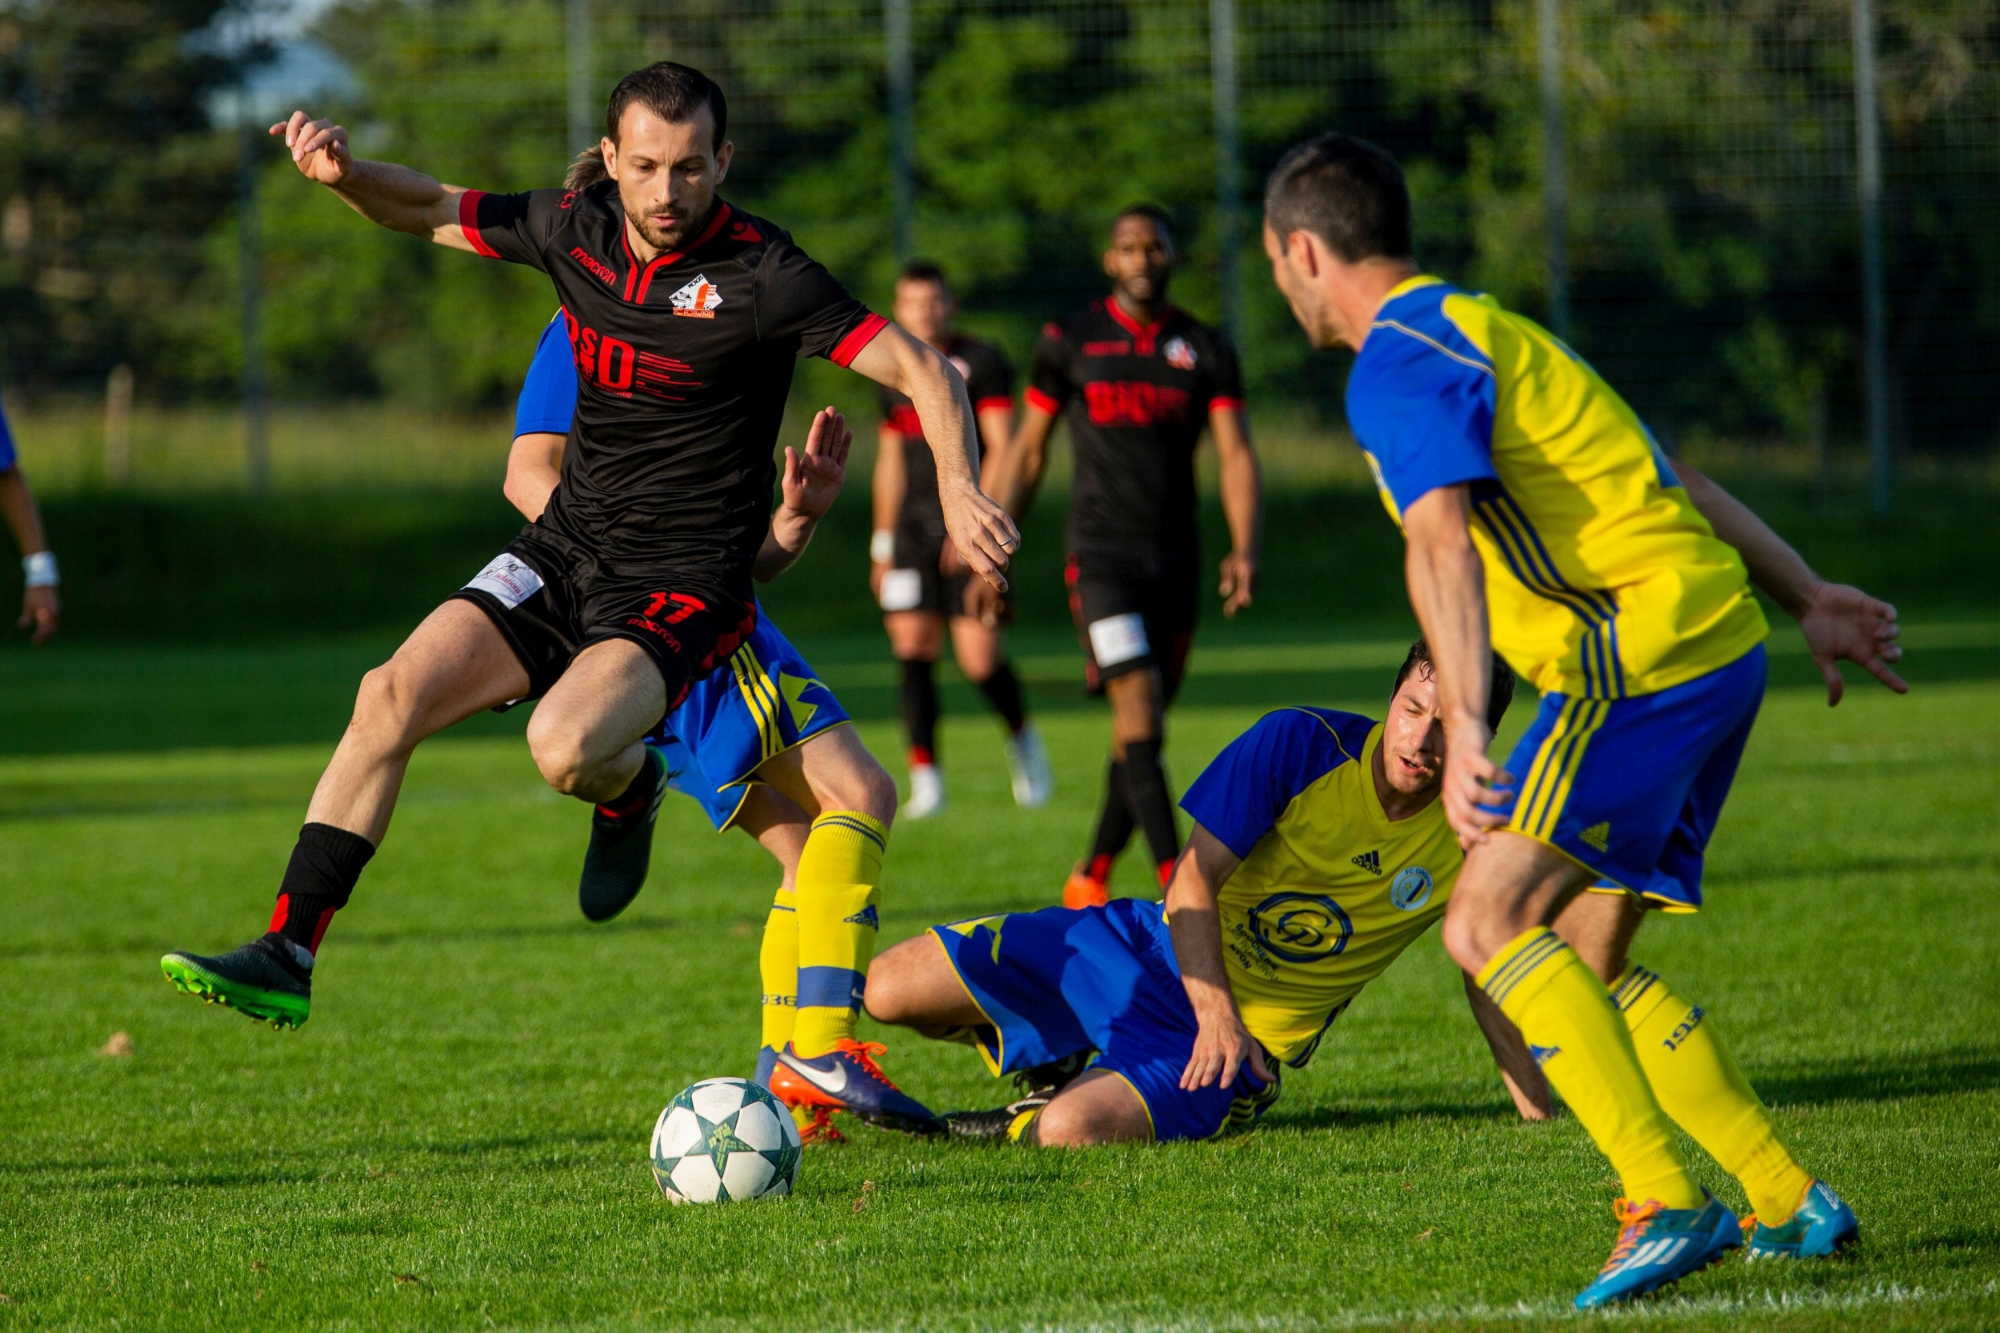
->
[1,0,1995,453]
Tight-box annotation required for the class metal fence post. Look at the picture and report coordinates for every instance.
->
[1210,0,1243,349]
[567,0,593,157]
[240,119,269,495]
[886,0,916,262]
[1537,0,1570,342]
[1852,0,1890,515]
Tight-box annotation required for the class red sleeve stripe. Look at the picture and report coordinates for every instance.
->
[1209,395,1246,414]
[974,396,1015,413]
[828,312,890,368]
[457,190,498,258]
[1024,386,1062,416]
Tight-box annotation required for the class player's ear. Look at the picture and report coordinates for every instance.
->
[713,141,734,184]
[1290,229,1322,278]
[601,137,619,181]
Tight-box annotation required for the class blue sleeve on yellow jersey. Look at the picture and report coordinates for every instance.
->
[1347,286,1497,514]
[0,391,16,471]
[1180,708,1376,859]
[514,314,577,437]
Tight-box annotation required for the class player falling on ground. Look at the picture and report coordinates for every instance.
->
[995,205,1262,907]
[158,62,1017,1129]
[509,305,909,1141]
[864,641,1519,1144]
[1261,134,1902,1305]
[870,261,1052,819]
[0,392,60,644]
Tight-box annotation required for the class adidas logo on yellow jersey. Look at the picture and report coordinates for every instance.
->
[1350,850,1381,875]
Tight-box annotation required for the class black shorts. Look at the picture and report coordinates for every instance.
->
[1065,551,1199,698]
[451,525,756,714]
[878,513,989,620]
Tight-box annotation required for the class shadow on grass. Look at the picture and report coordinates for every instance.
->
[0,914,700,961]
[1706,852,1999,887]
[1756,1048,2000,1108]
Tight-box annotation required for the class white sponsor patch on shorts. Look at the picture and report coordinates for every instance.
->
[879,568,925,612]
[1088,612,1150,668]
[465,553,544,609]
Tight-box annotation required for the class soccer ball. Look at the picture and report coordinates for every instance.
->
[649,1077,802,1204]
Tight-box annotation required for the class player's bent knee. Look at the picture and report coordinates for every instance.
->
[351,664,430,752]
[1441,902,1505,976]
[525,719,594,796]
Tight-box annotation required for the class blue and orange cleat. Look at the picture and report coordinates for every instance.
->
[1742,1180,1859,1260]
[1573,1191,1741,1310]
[770,1040,944,1136]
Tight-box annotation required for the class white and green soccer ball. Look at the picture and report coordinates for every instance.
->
[650,1077,802,1204]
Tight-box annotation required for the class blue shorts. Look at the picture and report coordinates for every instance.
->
[931,898,1280,1142]
[1495,645,1766,911]
[644,611,850,831]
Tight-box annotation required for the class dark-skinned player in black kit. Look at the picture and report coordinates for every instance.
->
[988,204,1263,907]
[157,64,1019,1131]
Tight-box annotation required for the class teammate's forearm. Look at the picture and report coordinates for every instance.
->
[871,428,906,536]
[0,467,50,556]
[328,159,459,239]
[1402,487,1492,732]
[1675,461,1822,619]
[503,434,565,523]
[1001,411,1055,518]
[754,508,817,582]
[1218,447,1262,561]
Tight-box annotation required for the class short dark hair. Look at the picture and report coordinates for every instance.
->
[1110,202,1173,243]
[605,61,727,150]
[565,146,608,191]
[1391,637,1515,733]
[1264,133,1413,263]
[896,260,950,291]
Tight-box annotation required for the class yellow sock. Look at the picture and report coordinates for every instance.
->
[758,884,798,1059]
[791,811,887,1057]
[1612,964,1813,1223]
[1478,928,1704,1209]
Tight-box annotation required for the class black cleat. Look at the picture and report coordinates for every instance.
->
[944,1051,1094,1141]
[161,934,312,1028]
[579,745,666,923]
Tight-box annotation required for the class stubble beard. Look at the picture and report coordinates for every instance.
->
[623,196,708,253]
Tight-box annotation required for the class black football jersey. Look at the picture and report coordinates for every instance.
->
[1027,299,1243,564]
[878,332,1014,535]
[462,182,885,598]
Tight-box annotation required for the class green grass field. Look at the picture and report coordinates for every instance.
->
[2,634,1998,1331]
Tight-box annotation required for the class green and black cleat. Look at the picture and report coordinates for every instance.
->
[160,935,312,1028]
[579,745,667,923]
[944,1051,1094,1141]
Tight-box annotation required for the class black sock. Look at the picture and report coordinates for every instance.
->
[598,746,664,819]
[900,657,940,765]
[268,822,375,960]
[1121,737,1180,877]
[1087,757,1134,872]
[974,662,1028,733]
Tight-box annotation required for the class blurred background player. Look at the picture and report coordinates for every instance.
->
[870,261,1052,818]
[508,297,929,1138]
[994,204,1261,907]
[1262,132,1897,1306]
[0,390,60,644]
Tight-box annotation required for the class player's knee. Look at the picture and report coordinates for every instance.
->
[859,948,919,1025]
[525,715,592,796]
[1441,905,1500,976]
[352,663,427,751]
[1028,1096,1114,1148]
[826,749,898,825]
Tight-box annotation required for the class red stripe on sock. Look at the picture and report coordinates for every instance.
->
[268,893,290,933]
[1155,859,1176,888]
[1085,854,1114,886]
[908,747,934,767]
[309,908,337,953]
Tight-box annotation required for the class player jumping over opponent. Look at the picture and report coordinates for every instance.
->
[995,205,1262,906]
[159,63,1016,1130]
[1262,134,1900,1305]
[870,261,1051,818]
[864,641,1515,1144]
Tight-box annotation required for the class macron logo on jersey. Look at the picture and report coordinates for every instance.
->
[568,247,616,285]
[671,275,723,319]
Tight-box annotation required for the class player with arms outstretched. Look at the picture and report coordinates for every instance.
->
[870,261,1051,818]
[159,63,1016,1128]
[1261,134,1900,1305]
[996,205,1262,905]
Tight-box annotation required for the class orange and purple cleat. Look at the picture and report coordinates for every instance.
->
[770,1039,944,1136]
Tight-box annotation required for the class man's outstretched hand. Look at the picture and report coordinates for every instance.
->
[1796,581,1905,705]
[271,111,354,187]
[1442,723,1513,850]
[779,407,851,523]
[941,486,1020,593]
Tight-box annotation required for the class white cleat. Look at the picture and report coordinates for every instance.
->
[1006,723,1055,808]
[903,763,946,819]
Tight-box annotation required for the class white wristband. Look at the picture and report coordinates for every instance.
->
[22,551,57,589]
[869,529,895,564]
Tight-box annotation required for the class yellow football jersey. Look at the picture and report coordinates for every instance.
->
[1347,276,1768,699]
[1178,707,1463,1066]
